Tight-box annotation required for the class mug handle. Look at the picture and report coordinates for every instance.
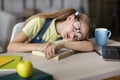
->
[107,30,111,39]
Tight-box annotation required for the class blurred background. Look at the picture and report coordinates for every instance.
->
[0,0,120,41]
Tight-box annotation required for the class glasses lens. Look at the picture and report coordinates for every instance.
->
[73,21,81,40]
[73,32,81,40]
[73,21,80,29]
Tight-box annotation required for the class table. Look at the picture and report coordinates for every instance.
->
[0,39,120,80]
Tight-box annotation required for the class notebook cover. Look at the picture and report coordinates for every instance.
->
[0,68,53,80]
[0,56,14,67]
[0,55,22,69]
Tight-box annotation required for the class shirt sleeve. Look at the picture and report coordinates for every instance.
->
[22,17,45,37]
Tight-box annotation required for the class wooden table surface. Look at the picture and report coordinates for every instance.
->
[0,39,120,80]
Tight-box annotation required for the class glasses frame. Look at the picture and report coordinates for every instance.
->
[72,15,82,41]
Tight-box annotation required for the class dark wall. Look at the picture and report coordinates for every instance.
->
[89,0,120,41]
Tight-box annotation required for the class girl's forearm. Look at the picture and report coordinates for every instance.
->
[60,41,94,51]
[7,42,52,52]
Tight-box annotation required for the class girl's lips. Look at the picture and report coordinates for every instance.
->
[67,34,70,38]
[66,34,68,38]
[62,33,71,39]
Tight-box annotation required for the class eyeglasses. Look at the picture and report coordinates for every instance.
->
[73,20,82,41]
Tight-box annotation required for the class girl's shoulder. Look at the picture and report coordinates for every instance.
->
[32,17,46,22]
[25,15,46,24]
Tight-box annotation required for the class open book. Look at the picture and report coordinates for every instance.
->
[32,49,75,60]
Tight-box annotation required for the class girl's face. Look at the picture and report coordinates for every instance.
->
[61,15,89,41]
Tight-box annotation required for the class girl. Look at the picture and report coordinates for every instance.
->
[7,8,94,59]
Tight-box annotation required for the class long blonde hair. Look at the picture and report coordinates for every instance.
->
[77,13,91,30]
[25,8,91,30]
[25,8,76,24]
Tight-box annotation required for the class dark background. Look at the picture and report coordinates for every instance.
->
[89,0,120,41]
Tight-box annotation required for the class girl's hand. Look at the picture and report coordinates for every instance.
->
[44,43,63,59]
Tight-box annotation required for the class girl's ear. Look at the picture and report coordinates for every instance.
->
[66,15,75,21]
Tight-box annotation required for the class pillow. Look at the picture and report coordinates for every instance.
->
[10,22,24,42]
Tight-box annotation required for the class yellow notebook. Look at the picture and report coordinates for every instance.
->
[0,55,22,69]
[0,56,14,67]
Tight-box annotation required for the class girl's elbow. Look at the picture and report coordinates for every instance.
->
[7,44,13,52]
[88,42,95,51]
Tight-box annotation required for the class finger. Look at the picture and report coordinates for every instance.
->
[49,50,55,57]
[45,48,50,59]
[48,42,55,46]
[46,54,51,59]
[45,51,51,59]
[46,48,53,59]
[51,47,56,56]
[48,46,55,57]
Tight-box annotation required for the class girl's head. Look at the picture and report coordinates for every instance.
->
[59,12,90,41]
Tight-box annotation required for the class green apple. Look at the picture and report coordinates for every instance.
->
[16,60,33,78]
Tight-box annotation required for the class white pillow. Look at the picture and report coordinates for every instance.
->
[10,22,24,42]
